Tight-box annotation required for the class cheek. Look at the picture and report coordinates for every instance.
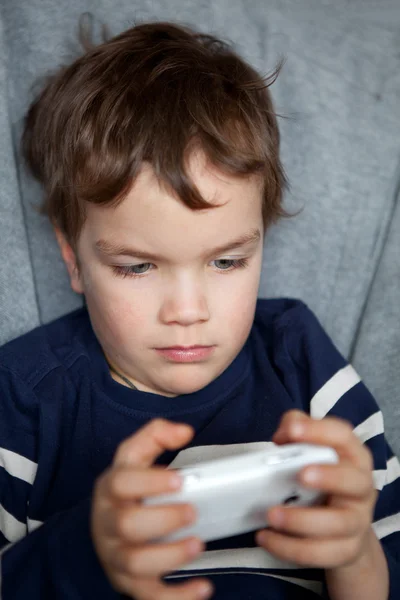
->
[101,296,150,332]
[84,275,154,345]
[109,297,149,328]
[216,268,260,341]
[84,267,152,318]
[89,299,149,357]
[226,288,258,335]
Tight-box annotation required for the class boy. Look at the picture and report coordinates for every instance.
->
[0,19,399,600]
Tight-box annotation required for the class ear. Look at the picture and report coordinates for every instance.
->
[54,227,84,294]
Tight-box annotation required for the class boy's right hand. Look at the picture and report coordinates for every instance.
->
[91,419,213,600]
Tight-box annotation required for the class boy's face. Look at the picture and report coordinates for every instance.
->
[57,150,264,397]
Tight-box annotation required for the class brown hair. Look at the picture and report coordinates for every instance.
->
[22,19,288,249]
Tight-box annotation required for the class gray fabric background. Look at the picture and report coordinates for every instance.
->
[0,0,399,454]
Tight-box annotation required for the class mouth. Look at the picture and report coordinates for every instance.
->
[155,345,215,363]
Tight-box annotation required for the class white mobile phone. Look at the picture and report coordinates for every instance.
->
[144,443,338,543]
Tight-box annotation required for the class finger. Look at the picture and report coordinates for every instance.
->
[117,573,213,600]
[256,528,359,568]
[299,463,375,499]
[267,504,364,538]
[108,537,205,577]
[272,410,311,445]
[274,412,372,471]
[113,419,194,468]
[104,503,197,542]
[105,465,183,501]
[272,410,311,444]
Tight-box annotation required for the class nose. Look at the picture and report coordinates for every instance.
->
[158,274,210,326]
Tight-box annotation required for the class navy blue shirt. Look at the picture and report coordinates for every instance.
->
[0,298,399,598]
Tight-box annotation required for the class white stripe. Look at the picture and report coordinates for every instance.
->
[0,447,37,484]
[373,512,400,540]
[0,504,27,543]
[386,456,400,485]
[168,569,322,595]
[353,412,384,443]
[0,542,12,558]
[373,456,400,490]
[27,518,43,533]
[260,573,322,595]
[310,365,361,419]
[373,469,386,490]
[173,547,301,572]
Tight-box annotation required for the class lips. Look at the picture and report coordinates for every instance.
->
[155,345,215,363]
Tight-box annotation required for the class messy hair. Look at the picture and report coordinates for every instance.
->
[22,19,288,248]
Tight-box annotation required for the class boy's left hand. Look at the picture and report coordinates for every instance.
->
[256,410,378,569]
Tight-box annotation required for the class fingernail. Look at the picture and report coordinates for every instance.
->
[187,538,203,557]
[197,582,213,599]
[176,423,192,436]
[291,422,305,437]
[302,467,320,484]
[184,505,196,524]
[256,531,267,546]
[269,508,284,527]
[169,473,182,489]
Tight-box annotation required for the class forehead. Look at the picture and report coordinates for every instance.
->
[82,153,263,257]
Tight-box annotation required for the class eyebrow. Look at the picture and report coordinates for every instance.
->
[95,228,261,260]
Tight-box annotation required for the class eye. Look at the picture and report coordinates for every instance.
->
[130,263,152,274]
[212,258,249,271]
[112,263,153,278]
[214,259,235,270]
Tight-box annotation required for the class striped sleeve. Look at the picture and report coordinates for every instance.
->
[284,303,400,597]
[0,367,39,552]
[0,367,117,599]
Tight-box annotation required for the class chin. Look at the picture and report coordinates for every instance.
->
[164,379,211,397]
[160,367,219,396]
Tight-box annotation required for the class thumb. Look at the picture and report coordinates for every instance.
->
[272,409,310,445]
[113,418,194,468]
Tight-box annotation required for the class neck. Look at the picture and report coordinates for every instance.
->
[106,359,139,391]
